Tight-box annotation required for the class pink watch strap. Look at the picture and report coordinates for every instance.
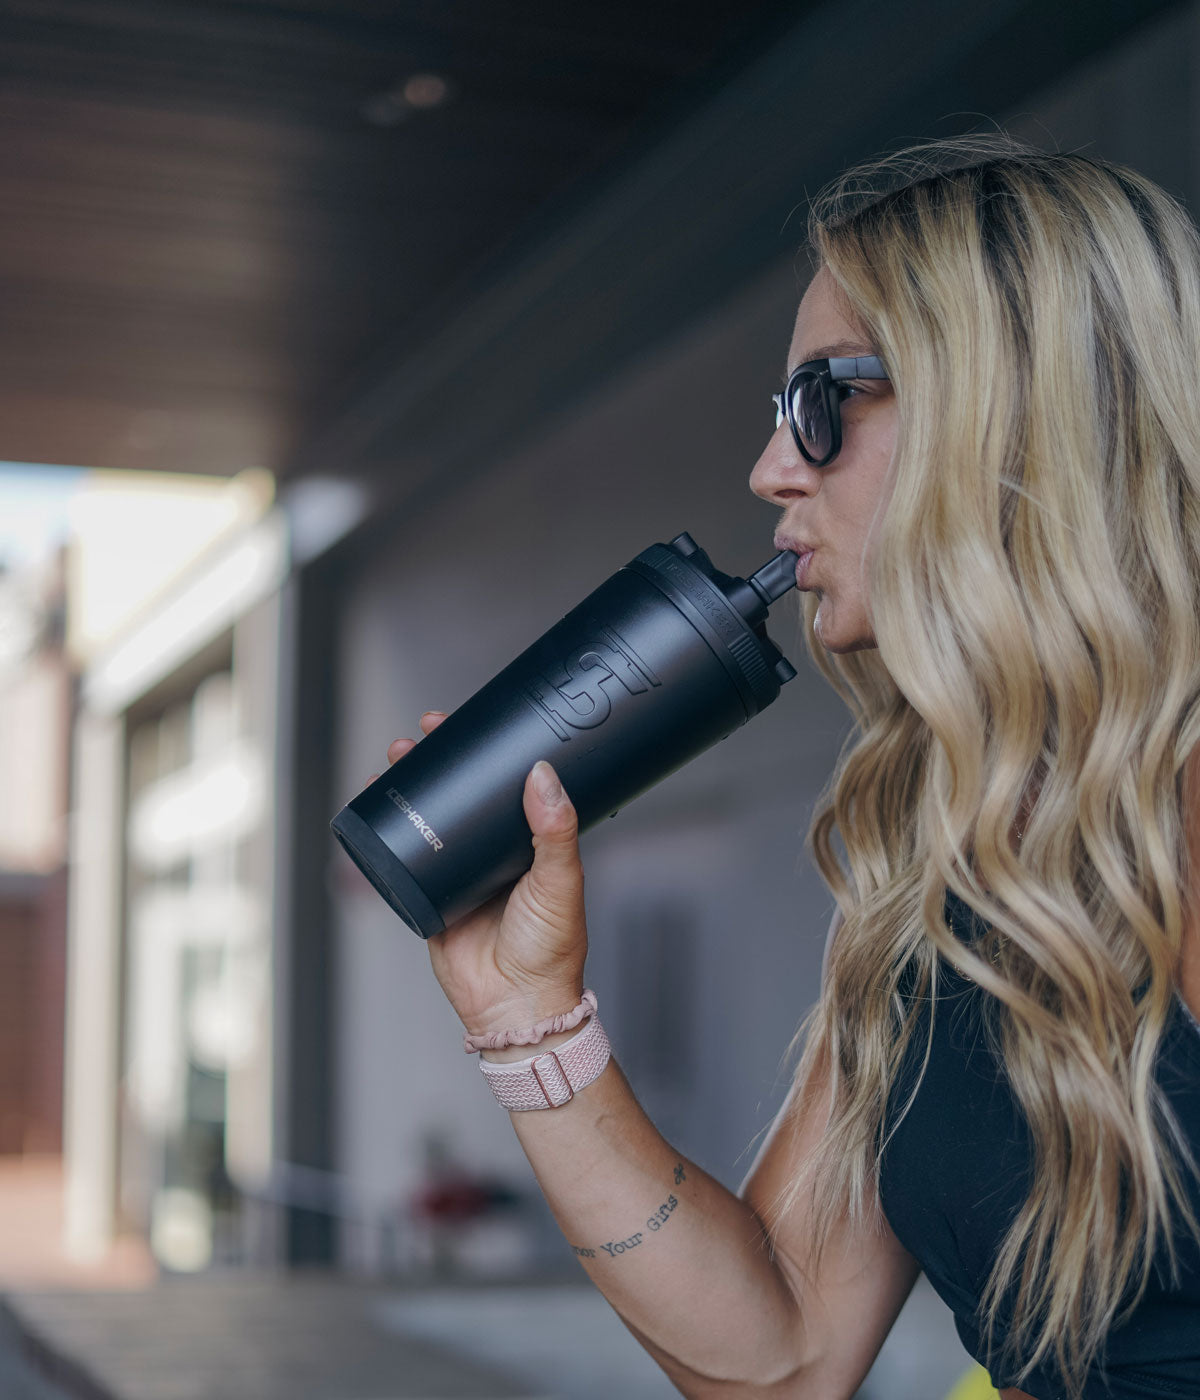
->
[478,1013,611,1110]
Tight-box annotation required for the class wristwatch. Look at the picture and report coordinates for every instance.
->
[477,1013,611,1110]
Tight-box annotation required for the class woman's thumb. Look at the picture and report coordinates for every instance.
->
[524,761,583,903]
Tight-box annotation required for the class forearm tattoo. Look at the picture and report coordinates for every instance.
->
[570,1162,687,1260]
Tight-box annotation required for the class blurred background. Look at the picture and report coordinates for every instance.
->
[0,2,1196,1397]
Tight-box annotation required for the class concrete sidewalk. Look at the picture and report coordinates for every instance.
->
[0,1153,150,1400]
[1,1269,979,1400]
[0,1301,75,1400]
[5,1274,551,1400]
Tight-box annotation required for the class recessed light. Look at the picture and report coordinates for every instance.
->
[360,72,455,126]
[402,73,451,109]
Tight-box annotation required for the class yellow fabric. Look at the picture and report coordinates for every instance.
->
[944,1362,1001,1400]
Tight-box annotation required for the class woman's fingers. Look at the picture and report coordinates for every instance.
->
[419,709,448,735]
[380,712,448,771]
[385,713,447,767]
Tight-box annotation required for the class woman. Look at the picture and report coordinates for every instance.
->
[380,132,1200,1398]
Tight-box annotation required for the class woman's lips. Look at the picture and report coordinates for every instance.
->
[796,549,815,587]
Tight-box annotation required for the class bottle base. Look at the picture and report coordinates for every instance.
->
[330,806,444,938]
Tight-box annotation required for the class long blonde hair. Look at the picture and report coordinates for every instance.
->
[768,130,1200,1396]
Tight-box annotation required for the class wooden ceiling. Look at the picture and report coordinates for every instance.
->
[0,0,797,477]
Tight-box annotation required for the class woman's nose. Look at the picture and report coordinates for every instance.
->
[749,426,821,503]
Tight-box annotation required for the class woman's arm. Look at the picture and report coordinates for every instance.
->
[496,1048,804,1394]
[487,907,918,1388]
[494,993,920,1397]
[381,718,917,1395]
[735,1035,922,1397]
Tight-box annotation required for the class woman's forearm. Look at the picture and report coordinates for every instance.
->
[491,1050,806,1394]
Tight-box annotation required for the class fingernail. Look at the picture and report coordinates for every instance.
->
[422,709,447,719]
[532,760,563,803]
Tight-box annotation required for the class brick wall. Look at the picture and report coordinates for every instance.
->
[0,871,67,1155]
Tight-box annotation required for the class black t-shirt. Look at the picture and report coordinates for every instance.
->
[877,887,1200,1397]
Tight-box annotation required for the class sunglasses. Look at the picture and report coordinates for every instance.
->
[772,354,889,467]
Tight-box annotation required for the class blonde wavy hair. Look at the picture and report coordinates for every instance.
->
[767,130,1200,1396]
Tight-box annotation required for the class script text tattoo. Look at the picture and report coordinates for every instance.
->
[569,1163,688,1260]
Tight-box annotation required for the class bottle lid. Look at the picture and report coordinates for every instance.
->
[625,532,799,717]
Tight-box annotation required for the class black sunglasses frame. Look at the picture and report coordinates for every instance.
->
[772,354,889,467]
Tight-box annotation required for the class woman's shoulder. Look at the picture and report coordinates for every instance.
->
[930,888,1200,1079]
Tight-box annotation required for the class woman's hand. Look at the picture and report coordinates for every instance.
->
[373,710,588,1039]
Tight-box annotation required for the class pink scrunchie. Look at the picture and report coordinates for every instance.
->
[463,988,598,1053]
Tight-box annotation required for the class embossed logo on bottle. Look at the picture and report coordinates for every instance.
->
[523,625,661,741]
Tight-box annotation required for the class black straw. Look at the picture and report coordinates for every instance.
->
[747,550,799,606]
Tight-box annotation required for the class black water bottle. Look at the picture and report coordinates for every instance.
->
[331,532,799,937]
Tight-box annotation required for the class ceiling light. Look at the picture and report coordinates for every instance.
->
[403,74,451,109]
[360,72,454,126]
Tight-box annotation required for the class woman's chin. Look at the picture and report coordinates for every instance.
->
[814,598,835,643]
[815,600,877,653]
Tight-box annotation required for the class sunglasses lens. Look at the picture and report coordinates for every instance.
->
[791,373,831,461]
